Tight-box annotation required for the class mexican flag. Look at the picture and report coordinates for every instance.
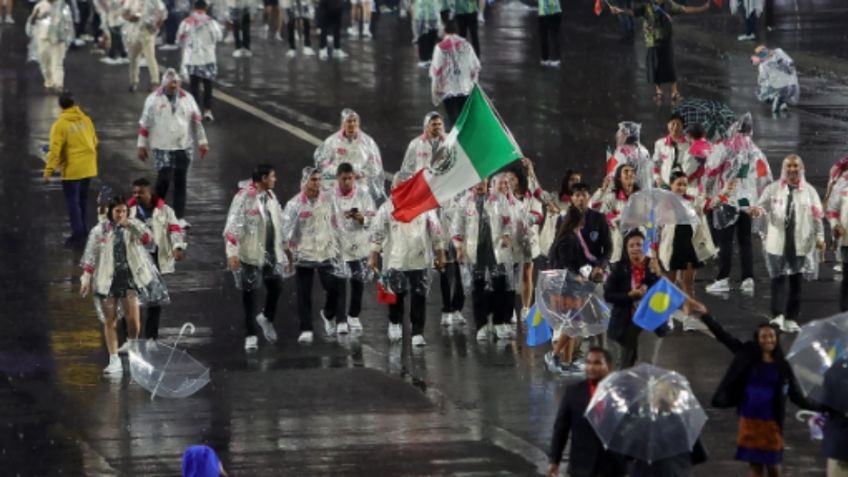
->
[391,85,523,222]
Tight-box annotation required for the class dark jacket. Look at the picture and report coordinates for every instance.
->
[700,313,821,428]
[555,209,613,269]
[629,439,708,477]
[547,231,589,273]
[549,380,627,477]
[822,358,848,460]
[603,258,661,348]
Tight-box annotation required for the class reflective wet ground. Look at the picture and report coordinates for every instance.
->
[1,0,847,474]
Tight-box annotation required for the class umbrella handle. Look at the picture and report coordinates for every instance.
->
[150,322,196,401]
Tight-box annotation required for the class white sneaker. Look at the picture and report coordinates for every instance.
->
[158,43,180,51]
[318,48,328,60]
[495,324,513,340]
[706,278,730,294]
[320,310,336,337]
[477,12,485,24]
[388,323,402,342]
[549,60,561,68]
[263,24,270,39]
[737,33,755,41]
[362,24,372,38]
[100,57,118,65]
[242,49,253,57]
[835,264,843,273]
[332,49,348,59]
[511,310,517,324]
[203,111,214,122]
[103,356,123,375]
[682,315,706,332]
[4,15,14,24]
[178,218,191,229]
[740,278,755,294]
[451,312,466,326]
[441,312,453,326]
[244,335,258,350]
[274,32,283,41]
[770,314,786,331]
[348,316,363,332]
[255,313,278,343]
[73,38,86,47]
[347,25,358,36]
[337,322,350,335]
[302,46,316,56]
[417,61,430,69]
[412,334,426,347]
[117,57,130,65]
[232,48,244,58]
[297,331,314,344]
[476,324,491,342]
[783,319,801,333]
[286,49,297,58]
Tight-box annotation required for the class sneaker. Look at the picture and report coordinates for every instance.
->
[770,314,786,331]
[117,57,130,65]
[4,15,14,24]
[263,24,270,39]
[549,60,561,68]
[560,363,584,375]
[318,48,328,60]
[347,25,358,36]
[682,315,707,333]
[740,278,755,294]
[544,351,562,374]
[706,278,730,294]
[476,324,492,341]
[297,331,314,344]
[836,264,844,273]
[158,43,180,51]
[255,313,278,343]
[441,312,453,326]
[244,335,259,350]
[337,322,350,335]
[348,316,363,332]
[388,323,402,342]
[362,25,372,38]
[274,32,283,41]
[540,60,550,67]
[332,49,348,59]
[477,12,485,24]
[242,49,253,57]
[178,218,191,229]
[766,26,774,32]
[232,49,244,58]
[320,310,336,337]
[737,33,756,41]
[302,46,316,56]
[100,57,118,65]
[103,357,123,375]
[783,319,801,333]
[451,312,466,326]
[511,310,517,324]
[412,334,426,347]
[495,324,513,340]
[73,38,86,47]
[417,61,430,69]
[286,49,297,58]
[81,34,94,41]
[203,111,214,122]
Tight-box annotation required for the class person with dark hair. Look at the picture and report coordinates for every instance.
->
[606,121,653,190]
[399,112,445,176]
[593,164,639,263]
[561,183,611,277]
[177,0,222,121]
[693,302,822,477]
[504,161,542,323]
[604,229,665,369]
[80,195,168,375]
[429,22,480,127]
[557,170,581,206]
[129,177,186,341]
[283,0,315,57]
[43,92,99,248]
[547,347,627,477]
[224,164,287,351]
[652,113,689,190]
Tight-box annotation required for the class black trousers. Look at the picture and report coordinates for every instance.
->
[75,0,91,37]
[538,13,561,61]
[388,270,427,335]
[341,260,364,318]
[771,273,802,320]
[319,8,342,49]
[716,210,754,281]
[155,150,190,219]
[764,0,774,27]
[241,265,283,337]
[296,265,344,331]
[232,9,251,49]
[841,247,848,312]
[145,251,162,340]
[108,26,127,58]
[443,95,468,128]
[454,12,479,55]
[286,12,311,49]
[417,28,438,62]
[439,262,465,313]
[471,275,511,330]
[189,75,213,111]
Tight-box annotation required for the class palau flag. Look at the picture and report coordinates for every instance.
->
[526,305,553,347]
[633,277,686,332]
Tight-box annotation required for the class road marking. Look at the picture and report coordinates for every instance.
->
[213,90,324,147]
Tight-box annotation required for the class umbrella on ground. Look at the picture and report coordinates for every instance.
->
[619,189,699,229]
[128,323,211,400]
[672,98,737,141]
[535,269,610,338]
[585,363,707,464]
[786,313,848,414]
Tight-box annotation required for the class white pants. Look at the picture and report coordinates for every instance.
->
[128,30,159,86]
[830,459,848,477]
[36,41,67,89]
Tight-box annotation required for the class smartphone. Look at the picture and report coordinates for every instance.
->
[99,185,113,204]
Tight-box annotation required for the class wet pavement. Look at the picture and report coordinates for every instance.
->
[1,0,848,475]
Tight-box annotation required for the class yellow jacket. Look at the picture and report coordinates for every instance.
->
[44,106,98,180]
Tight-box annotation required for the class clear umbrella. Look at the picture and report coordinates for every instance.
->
[619,189,699,229]
[786,313,848,414]
[585,363,707,464]
[128,323,211,400]
[535,269,610,338]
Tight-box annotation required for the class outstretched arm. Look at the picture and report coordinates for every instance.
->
[683,1,710,14]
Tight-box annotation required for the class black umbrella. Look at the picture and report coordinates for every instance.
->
[672,98,737,141]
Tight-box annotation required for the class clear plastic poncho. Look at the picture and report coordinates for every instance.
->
[122,0,167,46]
[752,47,799,105]
[535,269,611,338]
[607,122,653,191]
[786,312,848,415]
[26,0,74,63]
[399,112,446,176]
[486,174,522,291]
[429,34,481,106]
[281,168,349,277]
[412,0,442,40]
[314,109,386,204]
[330,181,376,282]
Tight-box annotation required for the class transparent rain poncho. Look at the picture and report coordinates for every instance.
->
[81,218,170,307]
[429,34,481,106]
[607,122,653,191]
[412,0,442,40]
[121,0,168,46]
[223,179,293,289]
[281,168,349,278]
[314,109,386,204]
[399,112,446,176]
[752,46,799,105]
[330,181,377,282]
[487,174,523,291]
[757,156,823,279]
[585,363,708,464]
[26,0,74,64]
[535,269,611,338]
[786,312,848,415]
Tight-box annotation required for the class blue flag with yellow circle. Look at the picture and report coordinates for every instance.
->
[633,277,686,332]
[525,304,553,346]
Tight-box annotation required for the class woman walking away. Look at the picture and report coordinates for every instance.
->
[610,0,710,103]
[177,0,223,121]
[693,302,822,477]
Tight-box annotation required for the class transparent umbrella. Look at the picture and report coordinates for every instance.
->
[585,363,708,464]
[620,189,699,229]
[128,323,211,400]
[786,313,848,414]
[535,269,610,338]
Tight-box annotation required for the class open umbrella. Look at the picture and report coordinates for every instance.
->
[128,323,211,400]
[535,269,610,338]
[619,189,699,229]
[585,363,707,463]
[786,313,848,414]
[672,98,737,141]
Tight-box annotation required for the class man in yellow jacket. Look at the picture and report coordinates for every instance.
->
[43,92,99,247]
